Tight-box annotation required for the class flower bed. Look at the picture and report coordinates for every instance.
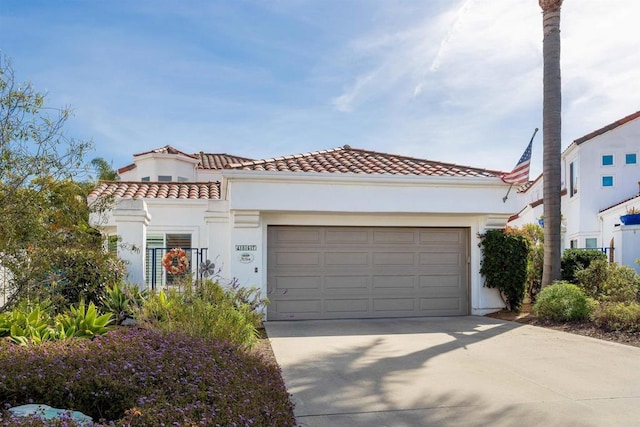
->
[0,328,295,426]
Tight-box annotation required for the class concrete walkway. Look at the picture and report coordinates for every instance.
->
[265,317,640,427]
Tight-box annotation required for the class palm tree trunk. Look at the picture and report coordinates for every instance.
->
[539,0,563,287]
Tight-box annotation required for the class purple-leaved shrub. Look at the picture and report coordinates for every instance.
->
[0,328,295,426]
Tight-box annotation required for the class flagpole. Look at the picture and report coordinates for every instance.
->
[502,184,514,203]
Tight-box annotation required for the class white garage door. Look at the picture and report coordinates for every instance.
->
[267,226,469,320]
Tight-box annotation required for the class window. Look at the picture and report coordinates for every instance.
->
[585,238,598,249]
[158,175,172,182]
[570,239,578,249]
[626,153,637,164]
[146,233,192,288]
[602,176,614,187]
[141,176,150,182]
[178,176,189,182]
[602,155,614,166]
[569,161,578,196]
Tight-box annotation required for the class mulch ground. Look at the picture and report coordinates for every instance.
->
[486,303,640,348]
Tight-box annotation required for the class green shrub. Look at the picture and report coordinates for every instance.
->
[575,260,640,303]
[479,229,529,312]
[506,224,544,301]
[533,281,595,322]
[136,280,267,348]
[561,249,607,284]
[38,249,128,313]
[602,264,640,302]
[574,259,609,299]
[594,302,640,332]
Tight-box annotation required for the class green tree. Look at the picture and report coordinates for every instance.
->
[0,55,120,311]
[539,0,564,288]
[91,157,118,181]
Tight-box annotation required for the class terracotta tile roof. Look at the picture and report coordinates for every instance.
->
[89,181,221,200]
[133,145,198,159]
[517,173,543,193]
[599,193,640,213]
[575,110,640,145]
[117,163,136,174]
[196,152,255,170]
[226,145,502,178]
[120,145,254,172]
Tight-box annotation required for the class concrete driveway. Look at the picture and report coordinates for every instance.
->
[265,317,640,427]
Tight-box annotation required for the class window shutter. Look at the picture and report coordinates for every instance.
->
[146,234,165,289]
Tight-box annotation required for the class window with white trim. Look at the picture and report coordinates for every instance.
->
[602,176,614,187]
[626,153,637,165]
[601,154,614,166]
[585,238,598,249]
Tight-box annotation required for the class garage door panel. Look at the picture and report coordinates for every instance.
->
[419,252,461,266]
[272,275,321,291]
[372,275,415,289]
[419,230,463,244]
[274,228,322,244]
[373,230,416,244]
[419,275,462,290]
[326,299,369,313]
[420,297,461,311]
[325,275,369,290]
[275,252,321,266]
[325,252,369,266]
[372,252,416,266]
[268,226,469,320]
[325,229,370,244]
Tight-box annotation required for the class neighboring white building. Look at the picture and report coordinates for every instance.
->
[509,110,640,271]
[90,145,519,320]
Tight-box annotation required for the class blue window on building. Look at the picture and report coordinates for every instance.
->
[602,155,614,166]
[626,153,637,164]
[602,176,614,187]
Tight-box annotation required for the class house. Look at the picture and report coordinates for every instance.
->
[90,145,520,320]
[509,110,640,272]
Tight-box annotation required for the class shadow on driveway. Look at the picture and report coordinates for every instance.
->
[266,316,640,427]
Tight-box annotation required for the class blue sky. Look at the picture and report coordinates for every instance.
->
[1,0,638,178]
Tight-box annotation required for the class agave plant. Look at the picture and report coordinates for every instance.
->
[100,283,144,325]
[0,304,57,345]
[56,300,114,339]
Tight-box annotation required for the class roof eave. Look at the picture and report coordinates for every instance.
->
[221,168,506,187]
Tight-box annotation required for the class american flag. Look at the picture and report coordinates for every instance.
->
[501,136,534,185]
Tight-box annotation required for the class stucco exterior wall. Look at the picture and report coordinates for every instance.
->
[93,170,515,316]
[218,172,515,316]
